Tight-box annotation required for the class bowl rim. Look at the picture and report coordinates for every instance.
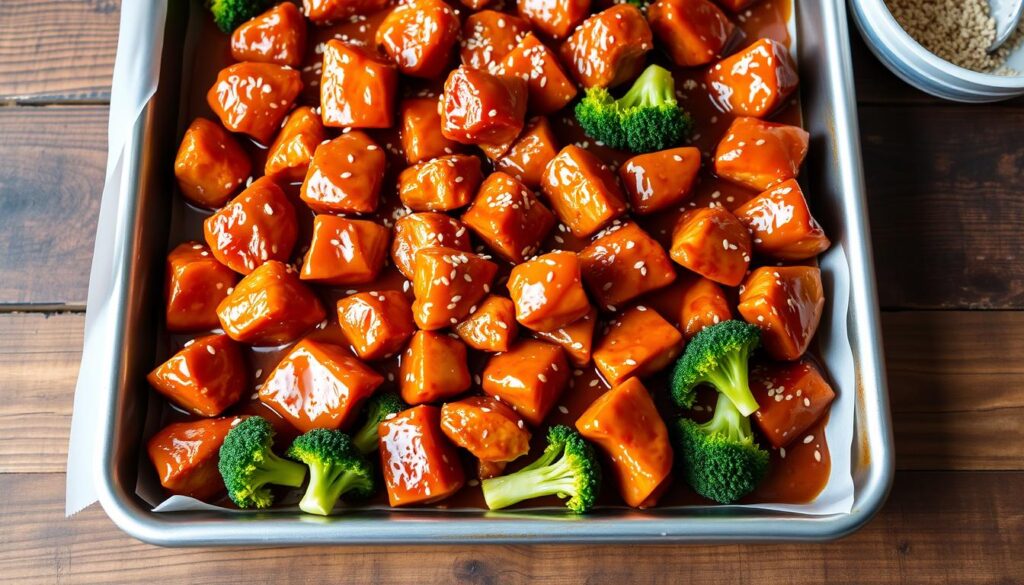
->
[855,0,1024,89]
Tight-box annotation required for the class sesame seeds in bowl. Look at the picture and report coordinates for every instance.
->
[851,0,1024,102]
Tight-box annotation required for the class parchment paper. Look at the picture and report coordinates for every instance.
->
[65,0,168,517]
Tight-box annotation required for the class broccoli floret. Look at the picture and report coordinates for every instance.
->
[208,0,271,33]
[481,425,601,514]
[352,392,408,454]
[218,416,307,509]
[287,429,376,516]
[574,64,692,153]
[621,0,650,9]
[671,320,762,416]
[674,393,770,504]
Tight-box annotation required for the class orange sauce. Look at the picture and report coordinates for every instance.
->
[157,0,831,510]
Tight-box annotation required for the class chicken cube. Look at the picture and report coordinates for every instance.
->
[260,338,384,432]
[391,213,472,280]
[498,33,577,114]
[398,154,484,212]
[576,377,673,507]
[751,360,836,448]
[517,0,590,39]
[230,2,307,67]
[495,117,560,189]
[441,396,531,462]
[301,131,387,214]
[300,216,389,285]
[217,261,326,346]
[714,116,809,192]
[376,0,461,78]
[320,40,398,129]
[412,247,499,329]
[379,405,466,505]
[647,0,735,67]
[708,38,799,118]
[738,266,824,360]
[455,295,519,352]
[541,145,627,238]
[507,250,591,332]
[461,172,556,263]
[734,179,831,261]
[147,334,247,416]
[560,4,653,89]
[165,242,238,333]
[481,339,570,426]
[399,97,462,165]
[593,306,684,385]
[265,106,327,183]
[203,176,298,275]
[533,307,597,366]
[461,10,531,73]
[147,416,243,501]
[618,147,701,215]
[336,290,416,361]
[579,222,676,310]
[441,66,528,156]
[678,273,733,340]
[207,62,302,144]
[400,331,472,404]
[173,118,251,209]
[669,206,751,286]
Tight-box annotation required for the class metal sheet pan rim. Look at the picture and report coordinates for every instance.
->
[94,0,895,545]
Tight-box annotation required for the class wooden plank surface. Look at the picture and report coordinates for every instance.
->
[0,0,119,102]
[0,103,1023,310]
[0,470,1019,584]
[0,313,82,474]
[0,106,105,308]
[884,311,1024,470]
[2,310,1020,474]
[862,105,1024,309]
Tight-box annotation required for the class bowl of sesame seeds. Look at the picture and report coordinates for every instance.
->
[851,0,1024,102]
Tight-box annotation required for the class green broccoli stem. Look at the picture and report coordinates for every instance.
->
[701,393,753,443]
[482,454,577,510]
[702,348,760,416]
[618,65,676,109]
[352,422,379,455]
[256,451,308,489]
[299,463,363,516]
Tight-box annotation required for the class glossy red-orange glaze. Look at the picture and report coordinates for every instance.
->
[156,0,831,510]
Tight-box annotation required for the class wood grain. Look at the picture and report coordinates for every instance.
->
[2,311,1021,474]
[861,105,1024,309]
[884,311,1024,470]
[0,470,1019,583]
[0,313,82,474]
[0,0,119,102]
[0,106,106,308]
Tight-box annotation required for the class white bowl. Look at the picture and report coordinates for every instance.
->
[849,0,1024,102]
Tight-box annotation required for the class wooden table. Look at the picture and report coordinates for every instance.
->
[1,2,1021,583]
